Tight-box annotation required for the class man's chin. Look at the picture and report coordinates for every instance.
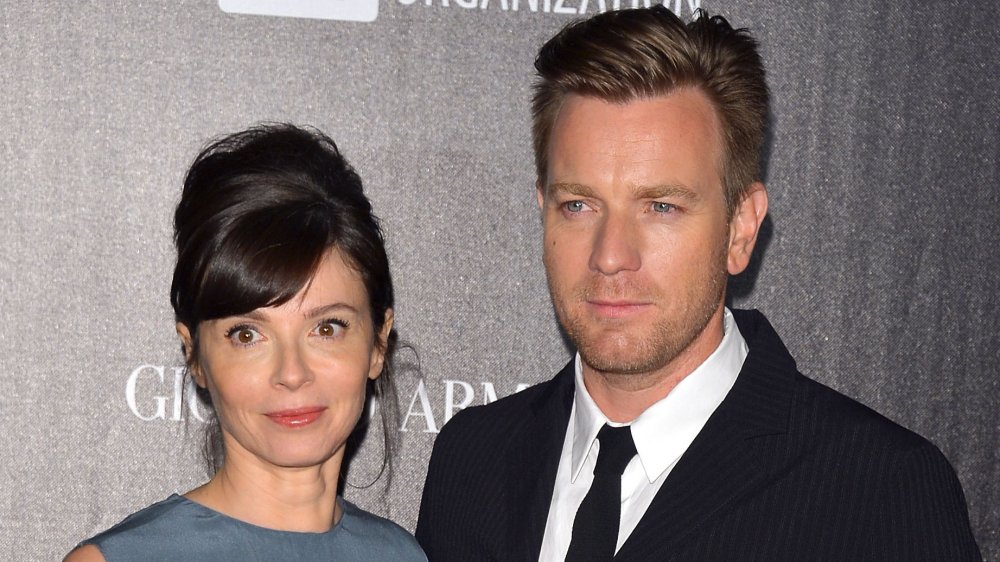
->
[576,338,666,376]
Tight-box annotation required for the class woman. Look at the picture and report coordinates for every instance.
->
[67,124,426,561]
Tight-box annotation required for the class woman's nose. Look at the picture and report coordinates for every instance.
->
[271,345,313,390]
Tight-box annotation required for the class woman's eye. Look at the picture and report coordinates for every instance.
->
[651,201,675,213]
[313,319,347,338]
[226,326,262,346]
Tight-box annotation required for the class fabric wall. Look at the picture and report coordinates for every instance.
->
[1,1,997,559]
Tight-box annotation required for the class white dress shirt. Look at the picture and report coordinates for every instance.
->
[538,308,748,561]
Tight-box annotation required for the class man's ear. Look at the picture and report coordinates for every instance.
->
[536,181,545,210]
[175,322,206,388]
[369,309,395,381]
[727,182,768,275]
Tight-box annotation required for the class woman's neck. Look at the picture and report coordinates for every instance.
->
[185,443,344,533]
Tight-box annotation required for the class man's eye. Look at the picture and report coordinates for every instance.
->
[564,201,586,213]
[651,201,675,213]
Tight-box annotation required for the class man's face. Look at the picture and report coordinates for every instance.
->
[539,89,756,380]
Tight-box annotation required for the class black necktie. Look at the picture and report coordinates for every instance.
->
[565,424,637,562]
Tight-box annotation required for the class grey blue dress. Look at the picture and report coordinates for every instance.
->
[82,494,427,561]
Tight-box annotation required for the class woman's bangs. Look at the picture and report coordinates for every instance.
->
[194,206,333,321]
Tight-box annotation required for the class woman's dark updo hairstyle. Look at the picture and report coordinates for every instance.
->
[170,123,397,475]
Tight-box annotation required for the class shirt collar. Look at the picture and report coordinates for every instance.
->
[570,307,748,483]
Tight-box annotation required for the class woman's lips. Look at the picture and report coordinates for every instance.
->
[265,407,327,428]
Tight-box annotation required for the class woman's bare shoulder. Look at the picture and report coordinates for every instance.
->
[63,544,106,562]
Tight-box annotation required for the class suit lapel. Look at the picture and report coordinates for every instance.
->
[616,310,798,560]
[505,361,576,562]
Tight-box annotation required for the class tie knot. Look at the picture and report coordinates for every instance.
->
[594,424,636,476]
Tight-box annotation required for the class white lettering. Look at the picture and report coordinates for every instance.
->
[220,0,379,22]
[482,382,499,404]
[511,0,539,10]
[400,0,696,14]
[170,367,185,421]
[480,0,511,9]
[126,365,205,422]
[552,0,576,13]
[184,372,206,422]
[126,366,536,427]
[126,365,167,421]
[401,379,438,433]
[443,380,475,422]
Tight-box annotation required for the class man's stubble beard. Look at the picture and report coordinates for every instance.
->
[547,236,730,381]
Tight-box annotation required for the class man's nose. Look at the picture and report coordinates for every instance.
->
[588,211,641,275]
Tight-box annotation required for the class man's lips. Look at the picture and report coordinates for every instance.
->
[265,407,327,428]
[586,299,652,318]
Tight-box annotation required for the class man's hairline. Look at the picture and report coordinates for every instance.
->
[535,86,733,209]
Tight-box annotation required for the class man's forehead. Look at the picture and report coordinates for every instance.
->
[544,91,726,195]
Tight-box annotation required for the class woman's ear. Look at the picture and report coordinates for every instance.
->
[175,322,206,388]
[369,309,395,380]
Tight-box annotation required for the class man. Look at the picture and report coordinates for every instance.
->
[416,7,980,561]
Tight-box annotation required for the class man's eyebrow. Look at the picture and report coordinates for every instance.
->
[546,182,699,201]
[633,184,700,201]
[546,182,599,198]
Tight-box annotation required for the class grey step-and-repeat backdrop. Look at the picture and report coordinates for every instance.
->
[2,1,997,559]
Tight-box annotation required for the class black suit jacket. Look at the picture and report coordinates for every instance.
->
[416,309,981,561]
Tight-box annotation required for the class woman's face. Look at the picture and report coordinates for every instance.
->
[180,249,391,471]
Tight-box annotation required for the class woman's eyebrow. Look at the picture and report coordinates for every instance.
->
[301,302,360,319]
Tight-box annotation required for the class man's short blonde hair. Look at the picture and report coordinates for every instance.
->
[532,7,769,218]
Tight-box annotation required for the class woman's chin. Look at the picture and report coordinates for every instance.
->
[257,443,345,471]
